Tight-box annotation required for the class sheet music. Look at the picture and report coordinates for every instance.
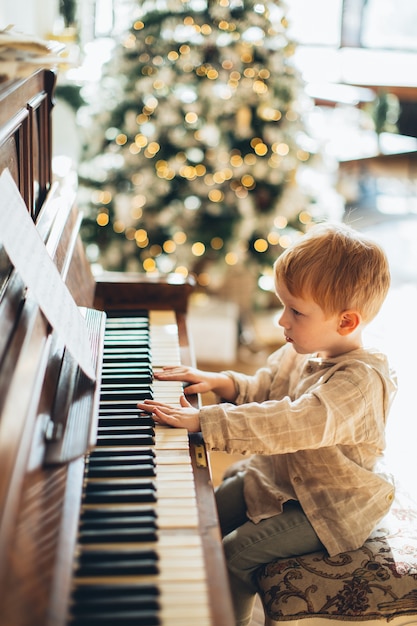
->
[0,169,95,381]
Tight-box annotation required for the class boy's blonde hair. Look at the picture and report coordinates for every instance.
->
[274,222,391,322]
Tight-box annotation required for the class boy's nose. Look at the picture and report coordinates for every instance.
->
[278,308,288,328]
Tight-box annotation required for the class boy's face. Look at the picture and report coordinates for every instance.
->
[275,280,349,358]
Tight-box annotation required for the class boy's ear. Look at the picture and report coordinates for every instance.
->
[338,310,361,335]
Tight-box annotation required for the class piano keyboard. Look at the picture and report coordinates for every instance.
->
[69,310,213,626]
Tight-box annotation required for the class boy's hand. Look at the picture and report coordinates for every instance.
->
[153,365,215,395]
[153,366,236,401]
[137,395,201,432]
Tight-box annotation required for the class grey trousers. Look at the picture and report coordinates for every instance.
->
[215,471,325,626]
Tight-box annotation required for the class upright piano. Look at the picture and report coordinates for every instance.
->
[0,69,234,626]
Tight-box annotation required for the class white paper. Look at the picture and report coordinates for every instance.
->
[0,169,95,381]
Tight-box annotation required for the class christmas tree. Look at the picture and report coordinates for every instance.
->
[77,0,331,296]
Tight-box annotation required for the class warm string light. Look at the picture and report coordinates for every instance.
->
[80,0,323,287]
[92,212,311,278]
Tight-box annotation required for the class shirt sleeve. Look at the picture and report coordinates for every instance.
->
[220,343,294,404]
[199,360,385,456]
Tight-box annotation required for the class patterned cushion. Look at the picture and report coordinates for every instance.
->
[256,489,417,622]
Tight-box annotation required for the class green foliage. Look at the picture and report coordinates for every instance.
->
[55,84,85,111]
[371,90,400,136]
[78,0,321,281]
[59,0,77,26]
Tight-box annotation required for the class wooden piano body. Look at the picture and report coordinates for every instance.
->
[0,70,234,625]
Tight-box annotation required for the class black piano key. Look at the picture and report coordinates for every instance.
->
[101,372,153,384]
[104,328,149,335]
[83,489,156,504]
[88,449,155,462]
[71,590,159,611]
[104,331,150,337]
[97,416,154,427]
[97,424,154,435]
[72,600,159,615]
[96,417,153,428]
[72,583,159,600]
[105,318,148,324]
[99,396,152,407]
[103,342,151,349]
[106,320,148,324]
[98,408,152,419]
[105,323,149,329]
[106,311,148,315]
[102,357,150,364]
[105,315,148,322]
[76,549,158,576]
[100,376,150,392]
[80,505,157,521]
[70,582,161,622]
[97,415,154,428]
[86,463,155,478]
[105,326,149,330]
[99,408,152,416]
[70,611,160,626]
[105,317,149,326]
[104,333,150,341]
[105,331,149,336]
[79,526,157,543]
[89,445,155,456]
[79,525,157,541]
[105,326,149,332]
[101,376,153,387]
[105,315,147,320]
[103,347,151,356]
[105,333,149,340]
[104,402,152,413]
[104,347,150,355]
[84,484,156,504]
[137,413,156,425]
[101,362,151,369]
[80,513,157,529]
[100,387,151,401]
[104,329,149,336]
[101,371,153,380]
[105,329,149,335]
[102,358,150,366]
[77,547,157,560]
[105,324,148,331]
[85,478,155,490]
[103,354,151,365]
[91,445,157,456]
[96,416,155,429]
[104,342,150,350]
[98,408,154,421]
[95,434,154,446]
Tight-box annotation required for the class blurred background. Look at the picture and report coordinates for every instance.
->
[1,0,416,499]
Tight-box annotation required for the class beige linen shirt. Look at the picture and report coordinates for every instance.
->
[199,343,397,556]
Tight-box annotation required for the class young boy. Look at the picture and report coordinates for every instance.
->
[137,222,397,626]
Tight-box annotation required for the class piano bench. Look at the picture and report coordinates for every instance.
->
[255,487,417,626]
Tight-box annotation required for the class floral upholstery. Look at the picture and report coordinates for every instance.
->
[256,488,417,622]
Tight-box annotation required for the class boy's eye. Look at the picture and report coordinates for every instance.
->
[291,308,302,316]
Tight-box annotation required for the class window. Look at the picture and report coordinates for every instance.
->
[286,0,342,47]
[361,0,417,51]
[286,0,417,52]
